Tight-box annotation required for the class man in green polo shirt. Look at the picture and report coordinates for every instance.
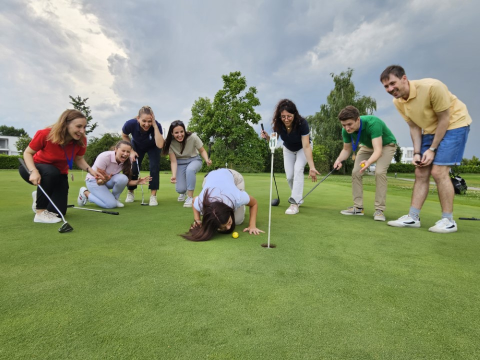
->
[334,105,397,221]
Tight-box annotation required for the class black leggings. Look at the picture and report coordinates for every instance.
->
[19,163,69,216]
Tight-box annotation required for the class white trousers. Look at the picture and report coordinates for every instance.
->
[283,146,308,203]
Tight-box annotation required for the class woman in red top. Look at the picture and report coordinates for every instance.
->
[19,109,101,224]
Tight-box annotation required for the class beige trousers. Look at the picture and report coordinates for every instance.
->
[352,144,396,211]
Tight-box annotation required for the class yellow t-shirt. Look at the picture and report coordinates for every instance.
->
[393,79,472,134]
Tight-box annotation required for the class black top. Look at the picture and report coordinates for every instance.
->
[279,118,310,152]
[122,119,163,152]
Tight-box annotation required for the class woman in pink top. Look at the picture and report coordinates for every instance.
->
[77,141,151,209]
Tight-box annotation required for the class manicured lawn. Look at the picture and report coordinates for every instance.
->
[1,169,479,359]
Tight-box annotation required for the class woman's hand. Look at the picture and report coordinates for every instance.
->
[170,176,176,183]
[243,227,265,235]
[308,168,320,182]
[138,176,152,185]
[29,169,41,186]
[190,220,202,230]
[130,150,138,163]
[260,130,270,141]
[206,159,212,167]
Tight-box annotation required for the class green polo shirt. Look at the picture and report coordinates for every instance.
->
[342,115,396,149]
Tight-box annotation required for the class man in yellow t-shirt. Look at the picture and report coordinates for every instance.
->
[380,65,471,234]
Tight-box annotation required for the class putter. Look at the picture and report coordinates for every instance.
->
[136,161,149,206]
[459,217,480,221]
[18,158,73,233]
[67,205,119,215]
[261,124,280,206]
[289,168,337,206]
[262,131,277,249]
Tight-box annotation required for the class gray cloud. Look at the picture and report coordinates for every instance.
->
[0,0,478,157]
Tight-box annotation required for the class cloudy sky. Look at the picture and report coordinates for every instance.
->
[1,0,478,158]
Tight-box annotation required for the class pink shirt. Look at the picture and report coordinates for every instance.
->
[86,151,125,180]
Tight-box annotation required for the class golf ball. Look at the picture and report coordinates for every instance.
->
[232,232,239,239]
[361,163,365,168]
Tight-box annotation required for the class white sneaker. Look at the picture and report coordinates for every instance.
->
[34,210,62,223]
[373,210,386,222]
[387,215,420,228]
[149,195,158,206]
[178,193,186,202]
[32,191,37,213]
[285,204,299,215]
[125,192,135,203]
[183,196,193,207]
[78,187,88,206]
[116,200,125,208]
[428,218,457,233]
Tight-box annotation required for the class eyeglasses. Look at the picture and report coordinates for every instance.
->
[171,120,184,127]
[281,115,294,120]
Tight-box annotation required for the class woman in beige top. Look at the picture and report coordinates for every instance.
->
[163,120,212,207]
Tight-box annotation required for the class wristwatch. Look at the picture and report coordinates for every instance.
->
[429,147,437,153]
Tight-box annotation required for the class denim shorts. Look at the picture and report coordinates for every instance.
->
[421,126,470,165]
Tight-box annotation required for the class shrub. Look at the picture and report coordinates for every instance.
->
[0,155,22,169]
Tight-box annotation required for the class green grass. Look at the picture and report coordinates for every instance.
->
[1,170,480,359]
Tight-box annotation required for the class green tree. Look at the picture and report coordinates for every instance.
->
[84,133,122,165]
[15,134,32,154]
[189,71,266,172]
[69,95,98,135]
[0,125,28,137]
[309,69,377,173]
[394,144,403,163]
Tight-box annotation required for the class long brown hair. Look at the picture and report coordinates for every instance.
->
[47,109,86,146]
[115,140,133,179]
[182,189,236,241]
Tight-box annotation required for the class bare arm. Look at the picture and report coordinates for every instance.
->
[243,195,264,235]
[150,110,164,149]
[198,147,212,166]
[23,146,41,185]
[333,142,353,170]
[169,152,178,183]
[302,135,320,181]
[407,120,424,166]
[74,155,102,179]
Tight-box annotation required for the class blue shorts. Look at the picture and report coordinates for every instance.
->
[421,126,470,166]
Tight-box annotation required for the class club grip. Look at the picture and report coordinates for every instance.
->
[261,123,264,131]
[208,143,212,158]
[103,210,119,215]
[18,158,29,172]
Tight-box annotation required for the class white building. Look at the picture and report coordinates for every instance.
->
[400,146,414,164]
[0,136,20,155]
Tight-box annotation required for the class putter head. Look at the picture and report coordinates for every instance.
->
[141,203,149,206]
[271,199,280,206]
[59,222,73,233]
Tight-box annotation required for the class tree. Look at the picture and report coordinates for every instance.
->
[84,133,122,165]
[15,134,32,154]
[394,144,403,163]
[308,69,377,173]
[69,95,98,135]
[0,125,28,137]
[189,71,266,172]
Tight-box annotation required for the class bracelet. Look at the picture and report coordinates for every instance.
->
[85,167,90,173]
[414,153,421,156]
[194,219,202,223]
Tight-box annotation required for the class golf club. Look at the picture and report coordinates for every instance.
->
[136,160,149,206]
[67,205,119,215]
[18,158,73,233]
[288,167,337,206]
[459,217,480,221]
[261,123,280,206]
[262,131,277,249]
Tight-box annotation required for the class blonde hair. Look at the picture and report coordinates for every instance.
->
[47,109,86,146]
[137,106,153,118]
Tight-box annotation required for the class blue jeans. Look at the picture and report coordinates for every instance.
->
[175,156,203,194]
[421,126,470,166]
[86,174,129,208]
